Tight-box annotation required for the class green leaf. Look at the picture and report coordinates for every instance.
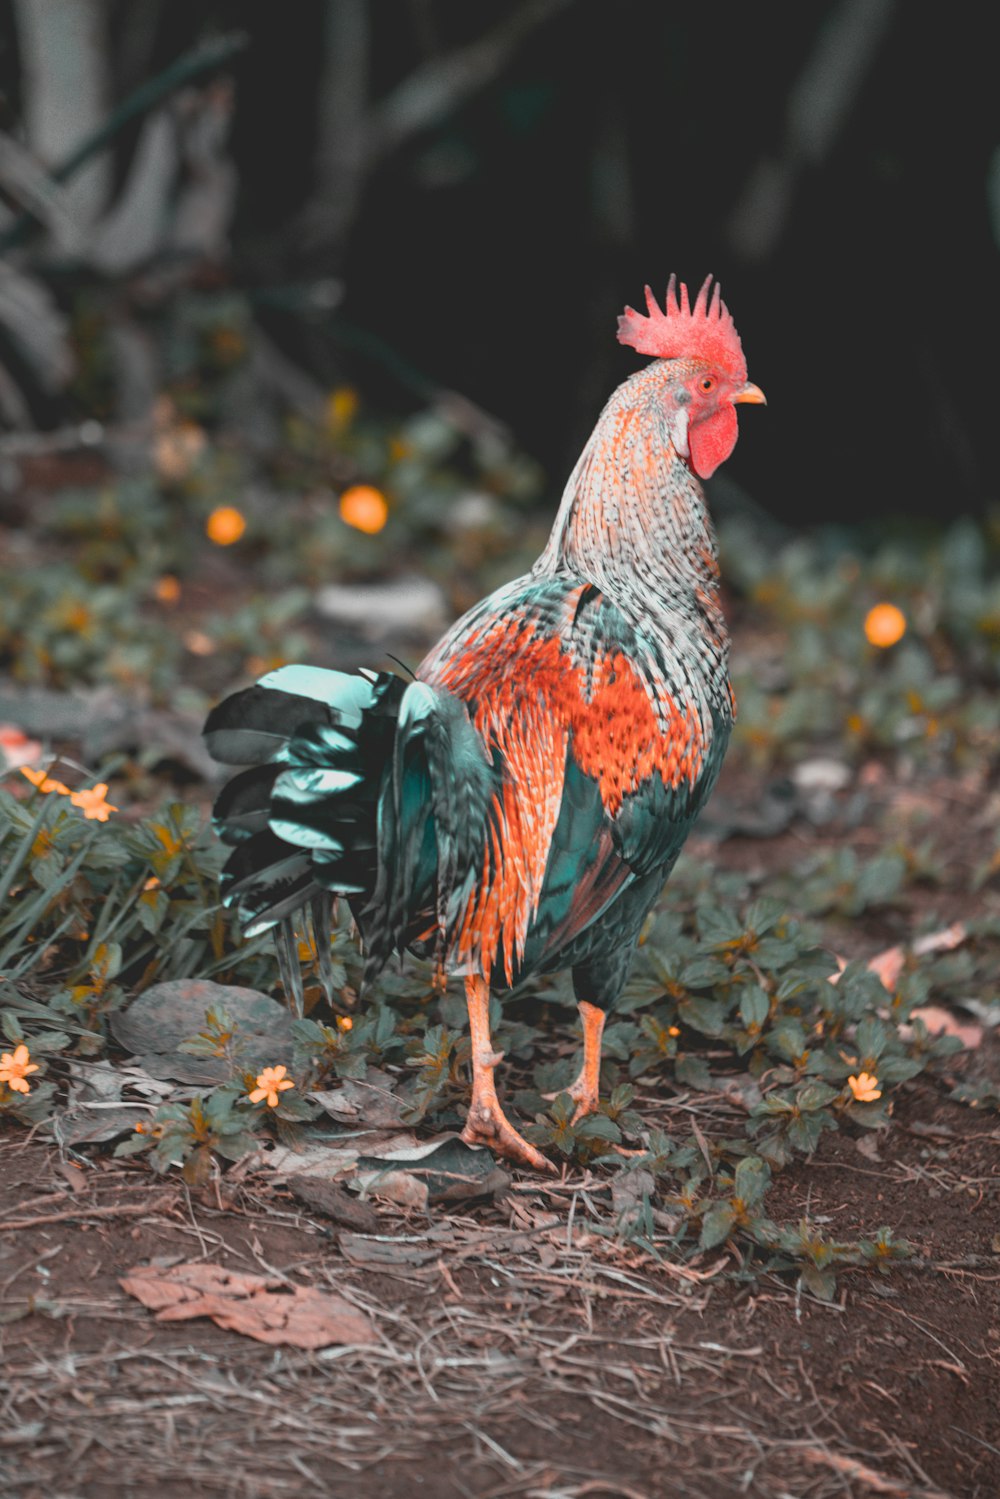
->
[1,1011,24,1043]
[677,995,728,1038]
[738,985,770,1029]
[675,1054,713,1091]
[699,1203,736,1250]
[786,1111,829,1153]
[854,1016,889,1061]
[796,1080,839,1111]
[733,1154,770,1207]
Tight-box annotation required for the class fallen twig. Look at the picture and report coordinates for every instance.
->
[0,1198,176,1231]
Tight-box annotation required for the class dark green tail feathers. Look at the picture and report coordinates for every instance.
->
[203,664,492,1010]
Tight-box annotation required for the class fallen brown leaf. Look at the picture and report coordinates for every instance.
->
[120,1262,377,1348]
[867,921,967,992]
[907,1005,983,1049]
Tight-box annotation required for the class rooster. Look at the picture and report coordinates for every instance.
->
[204,275,764,1171]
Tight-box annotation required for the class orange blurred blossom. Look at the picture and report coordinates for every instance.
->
[21,766,71,795]
[206,506,247,545]
[155,575,181,603]
[339,485,388,534]
[864,603,906,648]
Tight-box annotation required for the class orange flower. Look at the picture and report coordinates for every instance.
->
[864,603,906,648]
[339,485,388,535]
[70,784,117,822]
[154,575,181,604]
[668,1025,681,1037]
[0,1043,40,1095]
[847,1071,882,1102]
[336,1016,353,1032]
[248,1065,295,1108]
[206,505,247,545]
[20,766,71,795]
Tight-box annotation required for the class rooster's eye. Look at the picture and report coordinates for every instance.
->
[699,376,715,394]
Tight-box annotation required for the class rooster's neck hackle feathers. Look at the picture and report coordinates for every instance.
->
[617,274,746,382]
[536,363,724,624]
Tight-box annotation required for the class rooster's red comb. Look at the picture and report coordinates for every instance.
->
[617,275,746,379]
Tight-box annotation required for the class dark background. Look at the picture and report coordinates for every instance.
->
[2,0,999,525]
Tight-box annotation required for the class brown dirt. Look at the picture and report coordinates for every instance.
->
[3,1056,998,1499]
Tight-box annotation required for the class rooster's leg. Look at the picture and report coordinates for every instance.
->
[461,975,555,1173]
[567,1000,605,1121]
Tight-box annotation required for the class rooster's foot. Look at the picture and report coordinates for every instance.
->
[462,1098,556,1174]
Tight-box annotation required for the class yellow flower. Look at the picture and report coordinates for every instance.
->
[21,766,71,796]
[327,386,359,433]
[847,1071,882,1103]
[248,1065,294,1108]
[205,505,247,545]
[0,1043,40,1095]
[864,603,906,648]
[339,485,388,535]
[70,784,117,822]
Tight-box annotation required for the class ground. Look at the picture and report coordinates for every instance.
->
[3,439,1000,1498]
[3,762,999,1499]
[2,1073,998,1499]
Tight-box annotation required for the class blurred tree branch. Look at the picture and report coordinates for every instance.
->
[298,0,573,263]
[365,0,574,167]
[0,30,248,256]
[727,0,896,260]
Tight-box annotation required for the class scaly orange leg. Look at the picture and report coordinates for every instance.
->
[461,974,555,1173]
[566,1000,605,1122]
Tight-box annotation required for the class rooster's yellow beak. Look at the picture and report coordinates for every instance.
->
[733,382,766,405]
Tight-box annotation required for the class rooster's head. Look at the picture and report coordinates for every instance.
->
[617,275,765,479]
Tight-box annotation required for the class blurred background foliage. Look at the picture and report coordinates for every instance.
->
[1,0,999,521]
[0,0,998,773]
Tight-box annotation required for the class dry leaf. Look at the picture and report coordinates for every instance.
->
[907,1005,983,1049]
[338,1235,439,1268]
[265,1129,419,1182]
[120,1263,377,1348]
[868,923,967,990]
[832,923,969,992]
[311,1070,408,1128]
[353,1168,429,1210]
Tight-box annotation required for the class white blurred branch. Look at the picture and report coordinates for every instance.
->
[12,0,112,238]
